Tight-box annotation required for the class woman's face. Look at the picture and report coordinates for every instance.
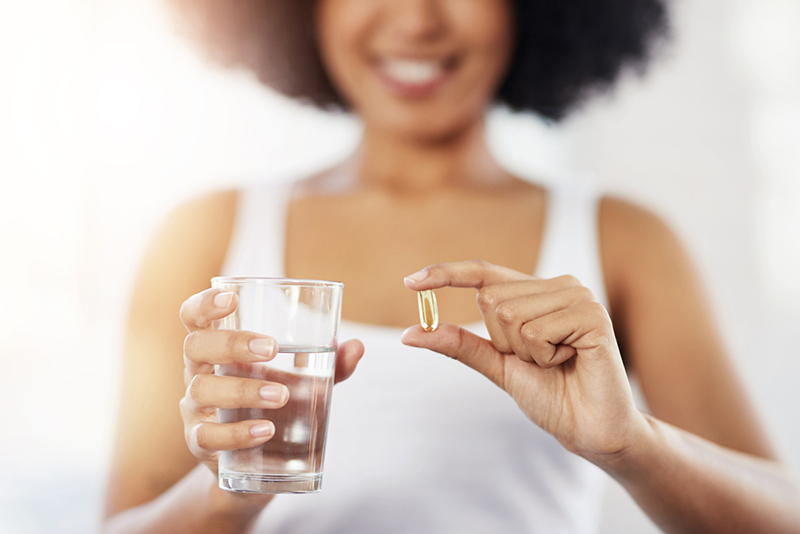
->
[316,0,514,142]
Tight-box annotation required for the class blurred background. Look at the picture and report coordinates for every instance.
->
[1,0,798,532]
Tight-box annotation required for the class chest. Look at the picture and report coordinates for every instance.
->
[284,188,545,326]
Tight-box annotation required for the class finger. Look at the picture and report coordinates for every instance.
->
[186,374,289,410]
[334,339,364,384]
[403,259,533,291]
[180,288,239,332]
[520,301,614,368]
[184,329,277,377]
[483,284,596,361]
[190,420,276,456]
[401,324,507,389]
[476,275,586,307]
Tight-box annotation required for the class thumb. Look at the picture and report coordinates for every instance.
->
[401,324,506,389]
[334,338,364,384]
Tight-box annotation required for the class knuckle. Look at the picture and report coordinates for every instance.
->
[560,274,582,287]
[179,397,189,417]
[196,310,212,329]
[528,342,555,366]
[470,258,491,270]
[187,374,206,402]
[184,292,214,328]
[537,354,558,368]
[490,336,511,354]
[495,304,515,325]
[572,285,596,303]
[447,326,468,362]
[238,423,257,443]
[183,331,200,358]
[521,324,539,343]
[236,378,252,402]
[424,262,445,276]
[226,330,247,355]
[193,424,209,450]
[585,300,609,318]
[179,300,190,324]
[476,287,498,309]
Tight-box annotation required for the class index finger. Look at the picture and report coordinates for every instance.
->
[403,259,534,291]
[180,288,239,332]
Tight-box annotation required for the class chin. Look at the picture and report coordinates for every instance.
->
[364,104,484,143]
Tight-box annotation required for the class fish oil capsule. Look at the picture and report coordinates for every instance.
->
[417,289,439,332]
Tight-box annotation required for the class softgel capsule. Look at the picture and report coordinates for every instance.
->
[417,290,439,332]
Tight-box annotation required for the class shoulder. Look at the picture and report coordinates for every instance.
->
[598,196,680,256]
[597,196,696,314]
[162,189,238,240]
[130,189,239,317]
[153,189,237,262]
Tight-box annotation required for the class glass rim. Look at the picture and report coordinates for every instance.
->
[211,276,343,289]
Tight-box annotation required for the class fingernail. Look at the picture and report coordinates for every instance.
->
[250,423,274,438]
[404,269,428,285]
[213,291,235,308]
[249,338,275,357]
[260,385,286,403]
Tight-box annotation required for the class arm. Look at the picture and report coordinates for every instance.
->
[599,197,774,456]
[103,190,365,534]
[104,465,271,534]
[608,414,800,534]
[103,190,270,534]
[598,197,800,532]
[401,250,800,533]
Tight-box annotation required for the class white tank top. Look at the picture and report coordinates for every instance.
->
[222,178,609,533]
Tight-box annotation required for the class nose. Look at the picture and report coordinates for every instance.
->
[388,0,446,40]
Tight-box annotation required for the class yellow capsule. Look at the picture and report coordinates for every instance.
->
[417,289,439,332]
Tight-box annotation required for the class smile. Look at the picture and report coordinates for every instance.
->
[375,57,456,98]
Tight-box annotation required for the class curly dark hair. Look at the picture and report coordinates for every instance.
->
[165,0,669,121]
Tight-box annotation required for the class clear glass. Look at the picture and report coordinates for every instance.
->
[211,277,343,494]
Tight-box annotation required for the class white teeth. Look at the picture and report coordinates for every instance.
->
[382,59,443,84]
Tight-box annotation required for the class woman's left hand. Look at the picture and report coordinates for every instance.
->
[401,260,650,466]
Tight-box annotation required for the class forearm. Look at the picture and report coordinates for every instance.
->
[601,414,800,534]
[103,465,271,534]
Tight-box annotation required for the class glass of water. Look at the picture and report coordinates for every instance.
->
[210,277,343,494]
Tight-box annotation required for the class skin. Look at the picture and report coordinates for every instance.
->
[103,0,800,533]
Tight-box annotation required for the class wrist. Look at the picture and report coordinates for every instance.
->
[586,412,665,482]
[202,468,274,522]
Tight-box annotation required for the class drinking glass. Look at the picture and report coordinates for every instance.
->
[211,277,343,494]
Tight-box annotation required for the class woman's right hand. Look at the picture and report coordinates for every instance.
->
[178,288,364,477]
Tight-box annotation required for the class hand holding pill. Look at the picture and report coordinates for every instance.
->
[401,259,648,466]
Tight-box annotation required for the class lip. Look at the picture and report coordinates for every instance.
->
[374,55,458,99]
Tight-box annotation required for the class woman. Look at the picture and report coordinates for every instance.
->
[103,0,800,533]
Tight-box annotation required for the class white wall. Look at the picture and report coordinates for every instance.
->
[0,0,797,532]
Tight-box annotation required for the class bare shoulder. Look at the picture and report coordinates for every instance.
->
[596,195,701,349]
[597,196,694,314]
[598,196,683,259]
[150,188,238,264]
[134,190,238,303]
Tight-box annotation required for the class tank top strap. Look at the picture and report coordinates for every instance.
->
[536,178,609,309]
[219,181,292,278]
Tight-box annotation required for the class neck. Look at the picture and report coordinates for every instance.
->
[351,119,511,193]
